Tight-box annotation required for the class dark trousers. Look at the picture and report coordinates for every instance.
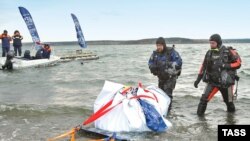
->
[158,77,177,111]
[197,83,235,116]
[2,47,10,57]
[14,46,22,56]
[14,45,22,56]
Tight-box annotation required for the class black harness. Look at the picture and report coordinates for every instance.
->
[203,46,238,87]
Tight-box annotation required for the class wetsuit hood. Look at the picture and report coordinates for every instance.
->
[209,34,222,48]
[156,37,167,53]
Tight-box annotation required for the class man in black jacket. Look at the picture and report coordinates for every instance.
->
[148,37,182,111]
[194,34,241,116]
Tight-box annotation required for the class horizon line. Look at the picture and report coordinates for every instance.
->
[20,37,250,43]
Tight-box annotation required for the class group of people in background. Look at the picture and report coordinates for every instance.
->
[0,30,23,57]
[0,30,51,59]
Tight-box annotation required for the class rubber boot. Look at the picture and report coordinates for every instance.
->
[227,102,235,112]
[168,98,172,113]
[197,100,207,116]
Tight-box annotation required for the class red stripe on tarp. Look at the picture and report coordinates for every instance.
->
[144,89,159,103]
[83,100,113,125]
[139,82,159,103]
[84,87,130,125]
[83,94,156,126]
[83,100,122,125]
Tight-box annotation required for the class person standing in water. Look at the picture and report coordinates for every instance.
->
[148,37,182,112]
[0,30,12,57]
[12,30,23,56]
[194,34,241,116]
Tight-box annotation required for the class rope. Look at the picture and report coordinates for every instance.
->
[48,126,80,141]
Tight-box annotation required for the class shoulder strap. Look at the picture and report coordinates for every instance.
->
[204,50,212,71]
[165,47,173,61]
[205,49,212,60]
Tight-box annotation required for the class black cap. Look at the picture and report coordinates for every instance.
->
[209,34,222,47]
[3,30,7,33]
[156,37,167,52]
[44,44,50,47]
[14,30,19,34]
[156,37,166,45]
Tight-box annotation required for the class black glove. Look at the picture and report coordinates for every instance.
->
[194,74,202,88]
[149,65,158,75]
[235,75,240,81]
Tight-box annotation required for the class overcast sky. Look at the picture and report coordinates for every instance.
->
[1,0,249,42]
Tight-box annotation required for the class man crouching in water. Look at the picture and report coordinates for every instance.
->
[148,37,182,112]
[194,34,241,116]
[2,50,15,70]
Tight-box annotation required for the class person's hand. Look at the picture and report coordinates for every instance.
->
[149,65,158,75]
[194,75,202,88]
[194,81,199,88]
[165,68,175,75]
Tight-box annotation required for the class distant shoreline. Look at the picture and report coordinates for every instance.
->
[22,37,250,46]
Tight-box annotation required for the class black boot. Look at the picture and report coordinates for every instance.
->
[227,102,235,112]
[168,98,172,113]
[197,100,207,116]
[166,90,173,112]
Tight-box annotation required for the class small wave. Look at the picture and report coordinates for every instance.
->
[242,54,250,58]
[23,119,30,124]
[180,94,200,99]
[0,103,91,116]
[239,70,250,77]
[12,128,20,138]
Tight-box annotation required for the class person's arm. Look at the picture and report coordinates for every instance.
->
[20,35,23,40]
[0,34,2,39]
[148,53,154,67]
[225,49,241,69]
[194,52,208,88]
[170,50,182,70]
[148,52,158,75]
[198,57,207,77]
[8,35,12,41]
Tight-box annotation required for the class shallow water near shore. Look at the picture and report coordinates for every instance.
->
[0,43,249,140]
